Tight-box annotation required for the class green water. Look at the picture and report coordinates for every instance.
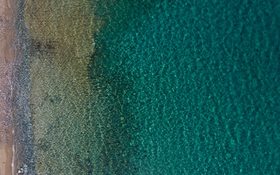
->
[22,0,280,174]
[88,0,280,174]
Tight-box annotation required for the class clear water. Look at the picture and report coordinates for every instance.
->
[20,0,280,174]
[88,0,280,174]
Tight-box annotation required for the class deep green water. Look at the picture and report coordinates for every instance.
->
[87,0,280,174]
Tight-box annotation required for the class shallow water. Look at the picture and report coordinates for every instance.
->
[19,0,280,174]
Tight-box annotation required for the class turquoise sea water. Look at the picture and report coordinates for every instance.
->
[88,0,280,174]
[12,0,280,174]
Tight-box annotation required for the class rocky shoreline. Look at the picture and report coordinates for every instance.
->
[13,0,36,174]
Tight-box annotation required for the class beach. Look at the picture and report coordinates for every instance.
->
[0,0,17,174]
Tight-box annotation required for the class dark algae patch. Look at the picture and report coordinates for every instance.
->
[89,53,139,174]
